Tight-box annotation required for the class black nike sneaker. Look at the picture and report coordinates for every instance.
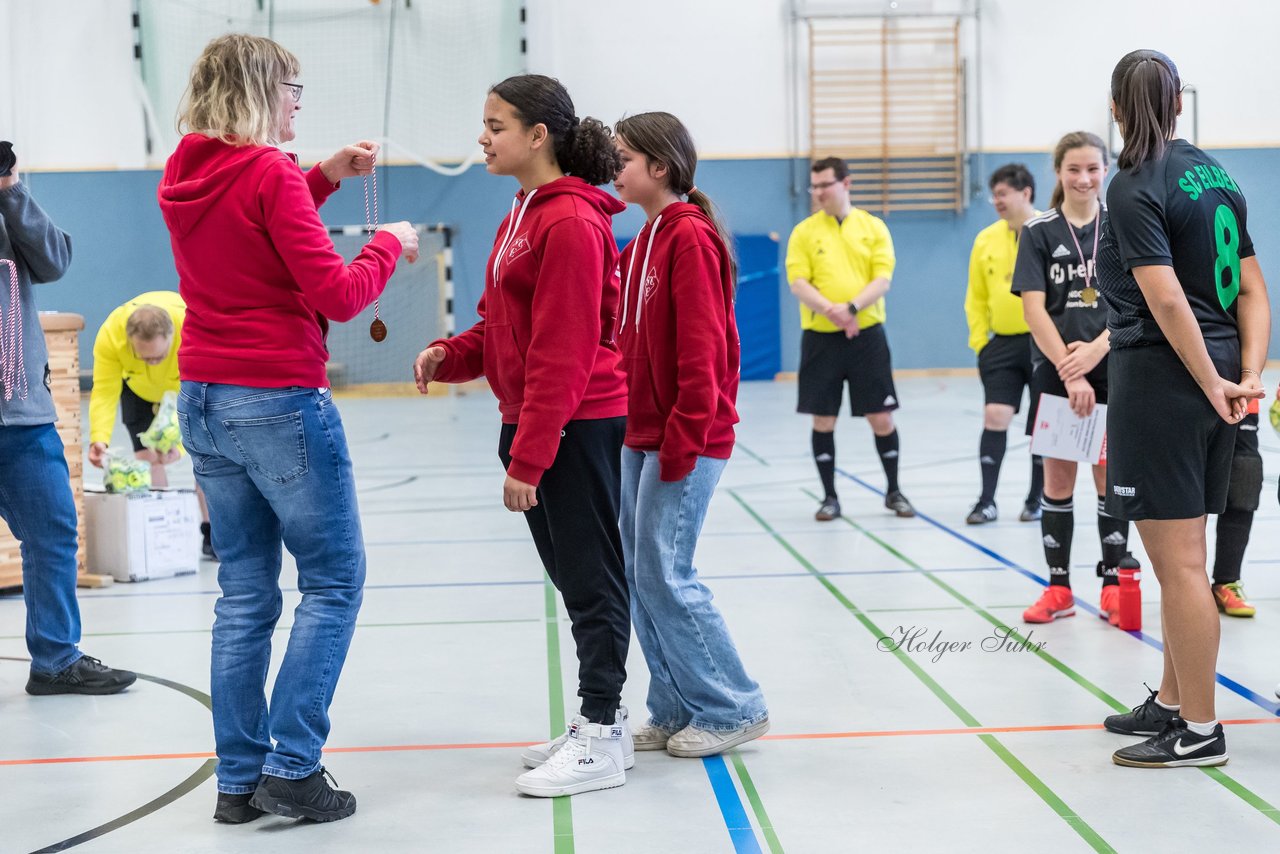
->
[1112,718,1227,768]
[1103,685,1178,736]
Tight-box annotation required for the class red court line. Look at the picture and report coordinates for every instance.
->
[6,718,1279,767]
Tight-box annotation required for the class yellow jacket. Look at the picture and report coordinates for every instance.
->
[786,208,894,332]
[965,218,1032,354]
[89,291,185,444]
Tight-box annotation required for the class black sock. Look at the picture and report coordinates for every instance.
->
[1096,496,1128,586]
[978,429,1006,504]
[200,521,212,544]
[875,430,900,493]
[1213,508,1253,585]
[1027,455,1044,505]
[1041,495,1074,588]
[812,430,837,499]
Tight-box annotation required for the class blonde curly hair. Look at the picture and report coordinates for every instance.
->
[177,34,300,146]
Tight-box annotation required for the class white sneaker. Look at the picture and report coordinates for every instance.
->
[521,706,634,769]
[515,716,627,797]
[666,717,771,758]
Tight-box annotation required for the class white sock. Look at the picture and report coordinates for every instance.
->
[1184,718,1218,737]
[1155,697,1180,712]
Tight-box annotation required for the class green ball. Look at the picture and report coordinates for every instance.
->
[1270,398,1280,434]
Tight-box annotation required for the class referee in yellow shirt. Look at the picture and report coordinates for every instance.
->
[87,291,213,558]
[785,157,914,521]
[963,164,1044,525]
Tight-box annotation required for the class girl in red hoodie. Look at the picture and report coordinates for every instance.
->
[612,112,768,758]
[158,34,417,824]
[413,75,631,797]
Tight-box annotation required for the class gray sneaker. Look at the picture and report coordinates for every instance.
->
[666,717,771,758]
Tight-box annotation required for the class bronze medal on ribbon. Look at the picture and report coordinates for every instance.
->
[1081,287,1098,305]
[369,318,387,342]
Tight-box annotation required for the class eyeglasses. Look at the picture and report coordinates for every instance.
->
[809,179,840,192]
[281,82,304,103]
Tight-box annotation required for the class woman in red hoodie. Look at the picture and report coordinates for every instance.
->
[158,34,417,824]
[612,112,769,758]
[412,75,631,798]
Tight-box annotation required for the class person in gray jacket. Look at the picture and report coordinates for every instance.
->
[0,143,135,695]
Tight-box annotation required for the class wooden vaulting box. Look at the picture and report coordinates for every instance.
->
[0,313,87,590]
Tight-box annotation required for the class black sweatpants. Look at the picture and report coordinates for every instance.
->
[499,417,630,724]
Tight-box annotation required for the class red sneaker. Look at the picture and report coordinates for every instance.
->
[1099,586,1121,626]
[1023,586,1075,623]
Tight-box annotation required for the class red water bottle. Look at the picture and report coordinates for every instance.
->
[1117,556,1142,631]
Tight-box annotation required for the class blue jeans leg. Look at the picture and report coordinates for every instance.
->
[0,424,83,675]
[626,451,767,731]
[179,383,366,793]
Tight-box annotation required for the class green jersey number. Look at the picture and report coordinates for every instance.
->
[1214,204,1241,310]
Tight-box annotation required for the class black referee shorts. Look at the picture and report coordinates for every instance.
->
[977,333,1032,411]
[120,381,159,452]
[1025,357,1109,436]
[797,324,899,417]
[1105,341,1239,521]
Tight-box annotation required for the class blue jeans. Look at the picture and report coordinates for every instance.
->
[0,423,83,675]
[178,382,365,794]
[619,449,767,731]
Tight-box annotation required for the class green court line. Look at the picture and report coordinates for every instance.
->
[734,443,771,466]
[0,617,541,641]
[728,489,1115,853]
[803,487,1280,826]
[543,579,575,854]
[730,752,785,854]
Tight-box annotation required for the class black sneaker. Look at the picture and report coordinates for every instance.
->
[1019,498,1042,522]
[201,522,218,561]
[814,497,841,521]
[885,490,915,518]
[966,500,997,525]
[1112,718,1228,768]
[214,792,265,824]
[249,768,356,822]
[1103,685,1178,736]
[26,655,137,696]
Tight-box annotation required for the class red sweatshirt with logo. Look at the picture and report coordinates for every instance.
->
[617,203,740,482]
[158,134,402,388]
[430,176,628,486]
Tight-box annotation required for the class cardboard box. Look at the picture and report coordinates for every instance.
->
[85,488,201,582]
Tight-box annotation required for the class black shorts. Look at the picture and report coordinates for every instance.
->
[1105,341,1239,521]
[977,333,1032,411]
[120,382,158,452]
[1024,357,1109,436]
[797,324,899,417]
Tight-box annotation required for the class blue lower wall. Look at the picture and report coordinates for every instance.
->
[21,147,1280,374]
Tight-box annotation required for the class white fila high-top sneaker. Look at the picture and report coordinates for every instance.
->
[515,715,627,797]
[521,706,634,770]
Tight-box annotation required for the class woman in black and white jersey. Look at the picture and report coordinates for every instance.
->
[1012,132,1134,627]
[1098,49,1269,768]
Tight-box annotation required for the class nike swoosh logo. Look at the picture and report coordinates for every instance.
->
[1174,736,1218,756]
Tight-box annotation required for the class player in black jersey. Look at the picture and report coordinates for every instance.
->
[1098,50,1269,770]
[1011,132,1133,626]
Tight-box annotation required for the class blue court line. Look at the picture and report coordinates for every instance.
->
[837,467,1280,717]
[702,755,763,854]
[2,566,1007,601]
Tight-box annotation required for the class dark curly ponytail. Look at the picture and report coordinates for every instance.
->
[489,74,621,186]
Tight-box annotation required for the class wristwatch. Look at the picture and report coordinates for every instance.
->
[847,300,860,314]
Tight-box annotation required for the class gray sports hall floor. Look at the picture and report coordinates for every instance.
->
[5,376,1280,853]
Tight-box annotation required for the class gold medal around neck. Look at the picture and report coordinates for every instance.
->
[369,318,387,342]
[1081,287,1098,305]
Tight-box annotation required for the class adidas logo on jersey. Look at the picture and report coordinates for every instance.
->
[1051,244,1071,258]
